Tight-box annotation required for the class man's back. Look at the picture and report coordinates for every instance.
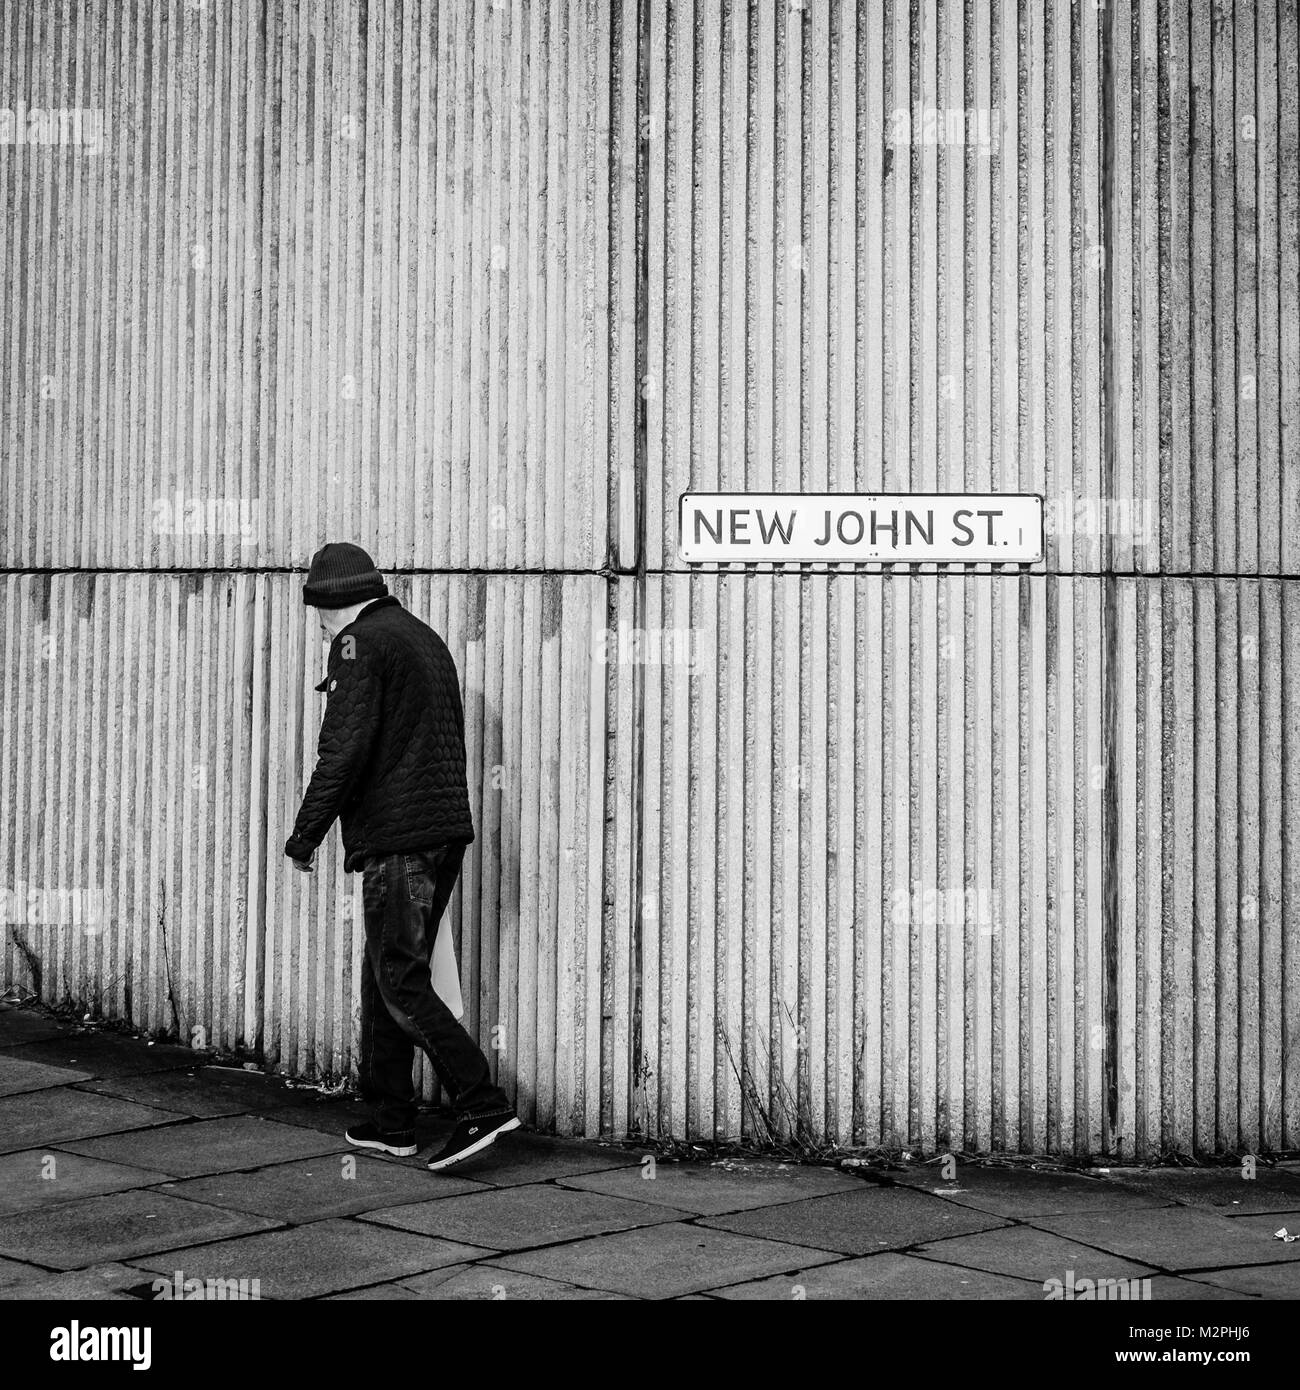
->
[286,595,475,871]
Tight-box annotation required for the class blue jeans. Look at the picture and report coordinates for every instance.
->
[358,843,512,1131]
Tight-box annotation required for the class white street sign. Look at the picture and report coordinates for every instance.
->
[678,492,1044,564]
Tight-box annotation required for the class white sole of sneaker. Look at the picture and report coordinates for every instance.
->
[345,1135,418,1158]
[427,1115,521,1171]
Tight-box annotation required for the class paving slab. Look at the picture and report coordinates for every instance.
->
[396,1264,634,1300]
[887,1163,1173,1217]
[250,1097,394,1139]
[489,1221,840,1298]
[361,1183,686,1251]
[439,1134,643,1187]
[325,1282,426,1300]
[700,1186,1009,1255]
[3,1034,200,1078]
[0,1149,171,1216]
[196,1067,351,1109]
[130,1218,492,1299]
[708,1252,1046,1300]
[60,1114,346,1177]
[1146,1275,1258,1300]
[0,1188,280,1269]
[0,1006,71,1046]
[1102,1166,1300,1216]
[162,1154,489,1221]
[558,1158,863,1215]
[184,1068,384,1128]
[911,1224,1155,1283]
[71,1071,274,1119]
[1219,1211,1300,1242]
[0,1056,93,1097]
[0,1088,180,1155]
[250,1104,458,1162]
[0,1262,148,1300]
[1180,1262,1300,1299]
[0,1255,42,1286]
[1029,1206,1300,1271]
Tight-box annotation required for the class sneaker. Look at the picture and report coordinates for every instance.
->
[344,1122,418,1157]
[426,1112,521,1171]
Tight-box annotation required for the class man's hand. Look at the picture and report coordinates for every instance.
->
[285,836,315,873]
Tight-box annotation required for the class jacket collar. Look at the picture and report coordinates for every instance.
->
[315,596,401,689]
[351,594,400,623]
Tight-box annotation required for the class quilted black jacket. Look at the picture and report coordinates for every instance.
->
[284,596,475,871]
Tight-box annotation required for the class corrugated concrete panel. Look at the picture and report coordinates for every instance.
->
[1114,579,1300,1157]
[0,572,265,1050]
[0,0,636,571]
[645,0,1115,576]
[1115,0,1300,575]
[635,572,1109,1151]
[6,569,1297,1156]
[646,0,1299,580]
[0,572,625,1134]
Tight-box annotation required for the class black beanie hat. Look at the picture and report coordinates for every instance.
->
[302,542,388,609]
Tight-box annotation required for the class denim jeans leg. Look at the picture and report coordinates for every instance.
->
[365,846,513,1120]
[359,866,419,1131]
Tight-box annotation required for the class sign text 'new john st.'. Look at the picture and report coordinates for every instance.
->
[679,493,1044,564]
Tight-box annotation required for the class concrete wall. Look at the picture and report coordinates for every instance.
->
[2,0,1296,1156]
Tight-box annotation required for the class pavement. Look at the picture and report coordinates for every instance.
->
[2,1001,1299,1301]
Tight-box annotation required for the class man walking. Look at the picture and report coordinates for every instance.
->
[284,541,519,1171]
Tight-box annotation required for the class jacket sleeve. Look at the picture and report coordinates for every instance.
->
[284,637,384,860]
